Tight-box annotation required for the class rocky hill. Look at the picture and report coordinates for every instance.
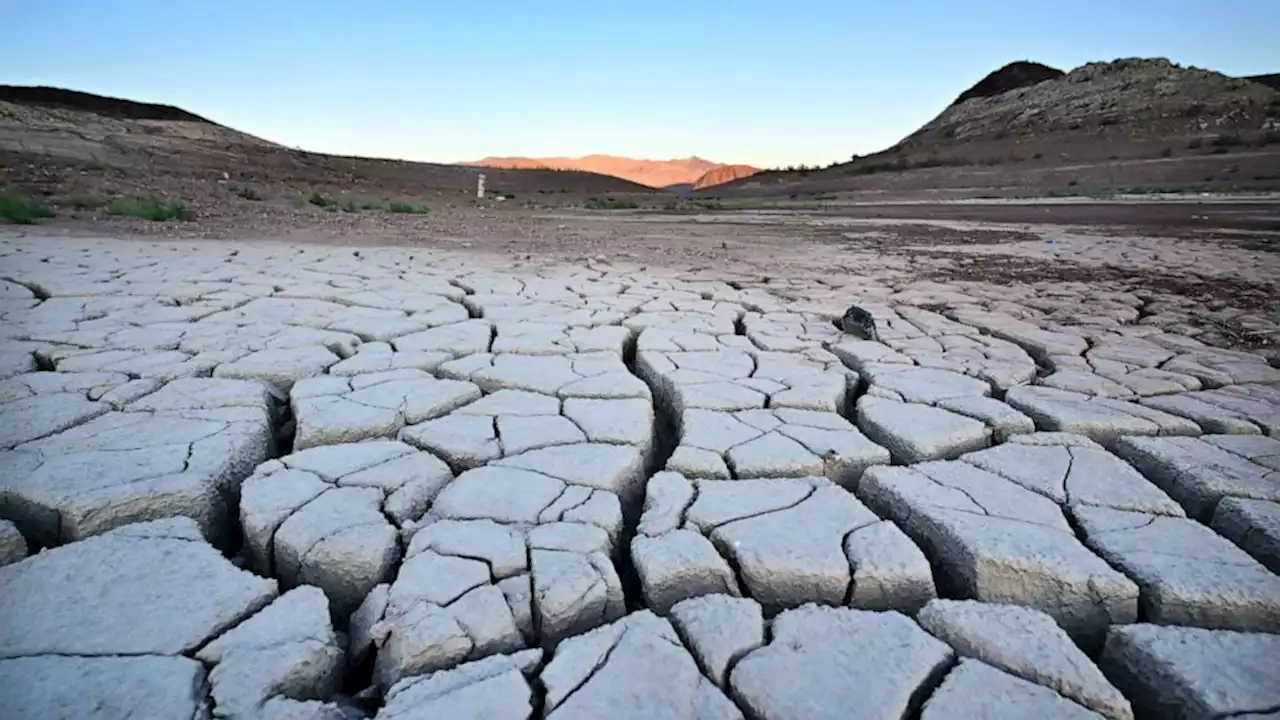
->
[895,58,1279,155]
[0,86,654,204]
[0,85,212,123]
[466,154,754,189]
[711,57,1280,199]
[952,61,1065,104]
[692,164,758,190]
[1247,73,1280,92]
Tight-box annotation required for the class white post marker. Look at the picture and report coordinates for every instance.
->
[477,173,486,199]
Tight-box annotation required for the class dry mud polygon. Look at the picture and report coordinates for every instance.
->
[1,235,1277,718]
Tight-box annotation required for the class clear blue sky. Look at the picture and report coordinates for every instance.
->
[5,1,1277,168]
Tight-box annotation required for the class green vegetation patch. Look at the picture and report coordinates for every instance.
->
[0,190,57,224]
[107,196,194,222]
[386,199,428,214]
[584,197,639,210]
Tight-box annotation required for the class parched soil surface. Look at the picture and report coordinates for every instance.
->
[2,215,1279,718]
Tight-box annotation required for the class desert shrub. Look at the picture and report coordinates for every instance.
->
[0,190,57,224]
[584,197,638,210]
[339,198,382,213]
[233,186,262,201]
[107,196,193,221]
[308,192,335,207]
[387,199,428,214]
[56,193,104,210]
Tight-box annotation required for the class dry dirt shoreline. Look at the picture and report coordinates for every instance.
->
[6,199,1278,359]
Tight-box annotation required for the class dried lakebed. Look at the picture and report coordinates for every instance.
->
[0,235,1278,719]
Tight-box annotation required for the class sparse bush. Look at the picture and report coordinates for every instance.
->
[107,196,193,222]
[233,186,262,201]
[308,192,335,207]
[57,193,104,210]
[0,190,57,224]
[387,199,428,214]
[584,197,638,210]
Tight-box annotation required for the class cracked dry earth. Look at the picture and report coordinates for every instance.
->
[0,234,1278,720]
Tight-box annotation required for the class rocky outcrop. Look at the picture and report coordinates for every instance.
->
[466,155,752,189]
[692,164,758,190]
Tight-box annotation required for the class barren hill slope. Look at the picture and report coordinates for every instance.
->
[466,154,754,189]
[712,57,1280,199]
[0,85,213,123]
[0,85,653,206]
[952,61,1065,104]
[896,58,1277,154]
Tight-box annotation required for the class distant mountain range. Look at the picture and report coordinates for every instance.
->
[462,154,757,189]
